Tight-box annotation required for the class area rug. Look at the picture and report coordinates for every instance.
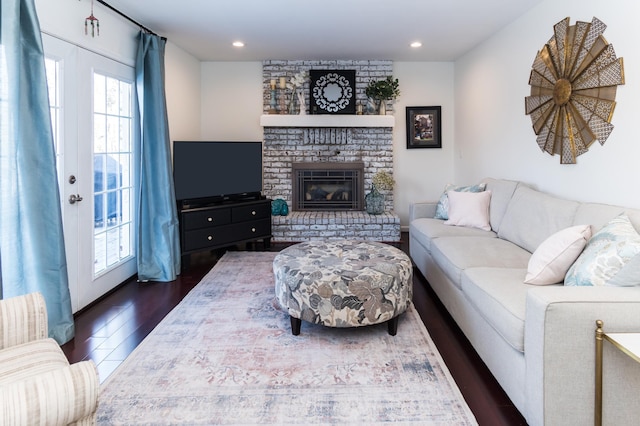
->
[97,251,477,425]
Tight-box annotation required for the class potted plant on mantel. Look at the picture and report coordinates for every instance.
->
[365,76,400,115]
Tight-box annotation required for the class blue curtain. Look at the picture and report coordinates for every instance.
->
[0,0,74,343]
[135,33,181,281]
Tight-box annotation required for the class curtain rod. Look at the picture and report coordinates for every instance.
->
[95,0,167,41]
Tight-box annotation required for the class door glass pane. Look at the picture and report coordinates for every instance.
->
[121,188,131,223]
[106,77,119,115]
[94,73,106,114]
[120,117,131,152]
[119,81,131,116]
[94,114,106,153]
[44,57,63,194]
[120,153,131,187]
[119,223,132,259]
[106,115,119,152]
[93,73,134,276]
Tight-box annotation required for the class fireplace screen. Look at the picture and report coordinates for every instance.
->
[292,162,364,211]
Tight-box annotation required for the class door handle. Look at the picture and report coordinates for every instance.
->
[69,194,83,204]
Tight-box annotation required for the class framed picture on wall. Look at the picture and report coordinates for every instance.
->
[406,106,441,149]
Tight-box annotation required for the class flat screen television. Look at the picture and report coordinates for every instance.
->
[173,141,263,206]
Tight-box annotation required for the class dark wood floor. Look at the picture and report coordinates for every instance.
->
[62,233,528,425]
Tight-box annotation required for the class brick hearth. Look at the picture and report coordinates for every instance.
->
[271,211,400,242]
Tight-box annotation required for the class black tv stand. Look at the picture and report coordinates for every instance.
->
[178,197,272,268]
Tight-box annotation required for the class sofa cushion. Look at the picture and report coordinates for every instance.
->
[0,338,69,386]
[606,255,640,287]
[498,186,580,253]
[409,218,497,252]
[461,267,533,353]
[572,203,626,232]
[573,203,640,233]
[444,190,492,231]
[565,214,640,286]
[482,178,522,233]
[524,225,592,285]
[434,182,487,220]
[431,237,531,289]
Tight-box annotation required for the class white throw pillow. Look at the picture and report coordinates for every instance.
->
[524,225,592,285]
[444,190,492,231]
[434,182,487,220]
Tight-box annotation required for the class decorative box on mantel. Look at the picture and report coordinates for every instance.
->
[259,114,395,128]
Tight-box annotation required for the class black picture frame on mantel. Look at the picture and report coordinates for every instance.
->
[406,106,442,149]
[309,69,356,115]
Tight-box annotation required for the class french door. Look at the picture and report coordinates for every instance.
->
[43,35,137,312]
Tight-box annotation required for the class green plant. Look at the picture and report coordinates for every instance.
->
[365,76,400,101]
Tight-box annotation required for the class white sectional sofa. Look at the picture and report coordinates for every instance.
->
[409,177,640,426]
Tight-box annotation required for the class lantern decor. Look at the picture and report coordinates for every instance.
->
[525,17,625,164]
[85,0,100,37]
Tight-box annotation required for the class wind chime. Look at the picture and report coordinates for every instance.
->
[85,0,100,37]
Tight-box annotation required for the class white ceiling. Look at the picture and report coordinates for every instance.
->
[103,0,543,62]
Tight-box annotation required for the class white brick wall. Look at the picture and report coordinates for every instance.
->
[263,127,394,210]
[263,60,400,242]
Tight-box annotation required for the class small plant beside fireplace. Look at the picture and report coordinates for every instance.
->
[366,171,394,215]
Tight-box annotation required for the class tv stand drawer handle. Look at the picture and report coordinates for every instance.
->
[252,228,256,233]
[251,211,256,215]
[207,235,213,241]
[207,217,213,222]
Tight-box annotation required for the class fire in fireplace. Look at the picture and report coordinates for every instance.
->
[292,162,364,211]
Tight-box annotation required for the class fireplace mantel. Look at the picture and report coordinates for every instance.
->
[260,114,395,128]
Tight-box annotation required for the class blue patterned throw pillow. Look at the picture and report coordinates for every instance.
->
[564,214,640,286]
[434,182,487,220]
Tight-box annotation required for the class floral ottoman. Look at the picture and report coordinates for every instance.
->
[273,240,413,335]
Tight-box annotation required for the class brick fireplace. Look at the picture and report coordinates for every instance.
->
[261,60,401,242]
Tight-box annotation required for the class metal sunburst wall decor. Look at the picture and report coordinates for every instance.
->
[525,17,625,164]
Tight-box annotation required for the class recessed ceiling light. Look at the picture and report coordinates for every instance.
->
[232,41,245,47]
[410,41,422,48]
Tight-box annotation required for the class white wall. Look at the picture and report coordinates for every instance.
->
[200,62,263,141]
[165,43,201,142]
[454,0,640,208]
[393,62,455,226]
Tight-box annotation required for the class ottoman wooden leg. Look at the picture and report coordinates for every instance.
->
[387,316,399,336]
[290,316,301,335]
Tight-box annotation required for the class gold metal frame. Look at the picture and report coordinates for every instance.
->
[595,320,604,426]
[525,17,625,164]
[595,320,640,426]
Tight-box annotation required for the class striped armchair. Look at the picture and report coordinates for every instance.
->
[0,292,99,425]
